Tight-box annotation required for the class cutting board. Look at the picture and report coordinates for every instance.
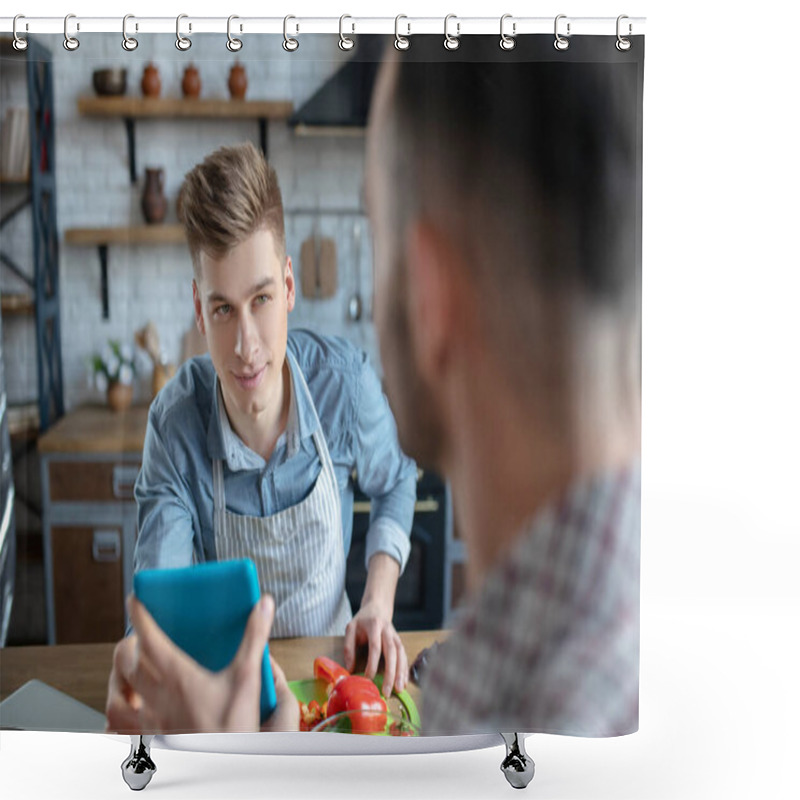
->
[300,236,337,299]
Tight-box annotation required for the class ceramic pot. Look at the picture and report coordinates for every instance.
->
[107,381,133,413]
[228,62,248,100]
[182,64,201,99]
[141,63,161,98]
[142,168,167,225]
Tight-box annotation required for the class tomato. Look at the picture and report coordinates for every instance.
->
[312,657,388,735]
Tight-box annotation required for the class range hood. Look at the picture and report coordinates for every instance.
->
[288,36,385,134]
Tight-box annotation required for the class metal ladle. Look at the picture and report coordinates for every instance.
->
[348,219,363,321]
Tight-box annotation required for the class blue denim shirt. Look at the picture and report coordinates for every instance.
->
[133,329,417,579]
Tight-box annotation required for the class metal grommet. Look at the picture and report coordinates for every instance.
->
[176,14,192,51]
[227,15,243,52]
[283,15,299,52]
[500,14,516,51]
[394,15,410,51]
[122,14,139,51]
[339,15,355,51]
[63,13,80,51]
[554,14,570,51]
[616,14,632,51]
[12,14,28,52]
[444,14,460,51]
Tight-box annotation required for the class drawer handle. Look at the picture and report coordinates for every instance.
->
[92,530,121,562]
[353,498,440,515]
[112,465,140,499]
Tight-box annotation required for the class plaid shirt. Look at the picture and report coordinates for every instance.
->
[422,463,640,736]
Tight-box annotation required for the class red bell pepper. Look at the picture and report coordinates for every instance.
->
[298,699,326,731]
[313,656,350,687]
[312,657,387,734]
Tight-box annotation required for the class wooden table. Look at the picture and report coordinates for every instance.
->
[0,630,446,718]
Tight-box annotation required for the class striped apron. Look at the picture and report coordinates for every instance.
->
[211,368,352,638]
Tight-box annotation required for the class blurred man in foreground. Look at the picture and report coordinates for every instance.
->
[108,38,641,738]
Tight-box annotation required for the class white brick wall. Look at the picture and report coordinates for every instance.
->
[1,33,379,412]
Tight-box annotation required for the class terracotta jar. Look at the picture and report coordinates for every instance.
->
[107,381,133,413]
[141,63,161,98]
[142,168,167,225]
[228,62,248,100]
[182,64,201,99]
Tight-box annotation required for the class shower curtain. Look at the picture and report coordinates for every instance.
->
[0,19,644,750]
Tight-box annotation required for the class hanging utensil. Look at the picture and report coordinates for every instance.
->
[300,211,337,299]
[348,219,363,321]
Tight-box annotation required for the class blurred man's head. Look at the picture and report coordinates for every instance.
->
[366,39,640,473]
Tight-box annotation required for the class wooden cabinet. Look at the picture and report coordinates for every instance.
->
[38,406,147,643]
[50,525,125,643]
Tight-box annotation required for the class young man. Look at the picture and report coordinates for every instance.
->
[107,40,641,739]
[128,142,417,693]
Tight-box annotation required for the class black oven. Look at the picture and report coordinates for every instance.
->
[346,470,448,631]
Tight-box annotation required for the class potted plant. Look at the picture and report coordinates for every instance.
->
[91,340,136,412]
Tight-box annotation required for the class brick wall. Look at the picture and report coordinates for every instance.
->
[1,33,379,411]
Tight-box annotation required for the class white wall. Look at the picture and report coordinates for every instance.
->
[2,33,379,410]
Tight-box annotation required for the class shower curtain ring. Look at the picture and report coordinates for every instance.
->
[12,14,28,51]
[176,14,192,51]
[554,14,570,51]
[283,16,299,51]
[122,14,139,51]
[63,13,80,51]
[500,14,516,50]
[616,15,632,51]
[227,15,243,52]
[394,15,410,51]
[339,15,355,50]
[444,14,460,51]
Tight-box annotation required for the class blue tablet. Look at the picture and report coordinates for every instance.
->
[133,559,277,724]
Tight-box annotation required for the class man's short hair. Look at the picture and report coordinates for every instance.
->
[177,142,286,275]
[387,38,640,317]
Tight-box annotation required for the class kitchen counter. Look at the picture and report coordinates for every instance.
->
[37,404,148,644]
[38,403,149,454]
[0,629,446,719]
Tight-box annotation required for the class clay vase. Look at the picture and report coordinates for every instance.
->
[182,64,201,99]
[107,381,133,413]
[142,168,167,225]
[228,62,248,100]
[141,63,161,98]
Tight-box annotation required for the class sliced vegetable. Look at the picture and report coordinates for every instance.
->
[313,656,350,687]
[298,699,326,731]
[313,657,388,734]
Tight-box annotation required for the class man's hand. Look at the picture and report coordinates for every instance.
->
[343,553,408,696]
[105,594,299,734]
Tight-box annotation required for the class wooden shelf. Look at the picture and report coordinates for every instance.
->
[63,225,185,319]
[293,125,366,138]
[1,293,35,316]
[7,401,40,438]
[64,224,185,247]
[0,174,30,185]
[76,96,293,185]
[77,96,294,120]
